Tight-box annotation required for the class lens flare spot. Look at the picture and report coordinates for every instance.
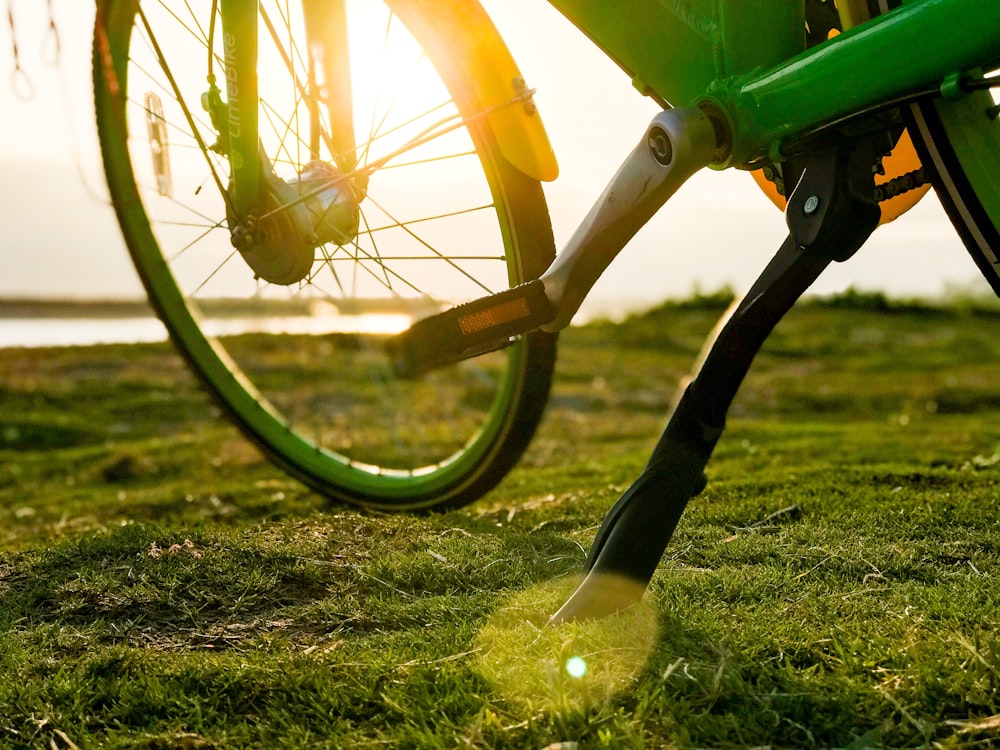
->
[473,575,658,711]
[565,656,587,679]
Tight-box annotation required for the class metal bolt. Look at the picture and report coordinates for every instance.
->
[803,195,820,215]
[512,77,537,115]
[648,126,672,166]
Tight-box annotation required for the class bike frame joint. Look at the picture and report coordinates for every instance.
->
[539,106,718,331]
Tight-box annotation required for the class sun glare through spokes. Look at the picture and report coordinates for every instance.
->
[474,576,659,712]
[255,2,455,180]
[244,1,495,308]
[137,0,501,309]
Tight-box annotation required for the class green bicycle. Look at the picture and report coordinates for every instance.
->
[93,0,999,614]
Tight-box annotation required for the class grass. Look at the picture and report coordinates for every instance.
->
[1,292,999,748]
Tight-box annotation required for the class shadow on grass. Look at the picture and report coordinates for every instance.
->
[0,513,581,648]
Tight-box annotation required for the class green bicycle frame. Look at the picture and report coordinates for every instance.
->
[551,0,1000,166]
[722,0,1000,165]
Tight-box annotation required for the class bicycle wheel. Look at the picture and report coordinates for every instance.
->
[873,0,1000,295]
[92,0,557,511]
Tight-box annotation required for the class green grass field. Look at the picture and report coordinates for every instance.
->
[2,292,999,748]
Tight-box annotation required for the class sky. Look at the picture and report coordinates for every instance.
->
[0,0,992,321]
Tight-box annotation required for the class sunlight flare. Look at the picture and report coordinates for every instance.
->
[473,575,659,711]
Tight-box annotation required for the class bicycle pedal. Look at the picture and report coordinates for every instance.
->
[386,280,554,378]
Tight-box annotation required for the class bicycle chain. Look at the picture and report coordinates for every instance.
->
[760,162,928,203]
[873,167,928,202]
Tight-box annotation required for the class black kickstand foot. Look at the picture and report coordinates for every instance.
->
[550,392,715,623]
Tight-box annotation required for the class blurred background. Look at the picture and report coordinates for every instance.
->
[0,0,991,343]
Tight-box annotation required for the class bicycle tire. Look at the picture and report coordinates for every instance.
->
[874,0,1000,294]
[905,93,1000,296]
[92,0,557,511]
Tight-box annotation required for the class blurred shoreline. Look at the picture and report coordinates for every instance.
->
[0,299,165,348]
[0,298,152,319]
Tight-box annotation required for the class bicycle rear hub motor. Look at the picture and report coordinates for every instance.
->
[229,161,360,285]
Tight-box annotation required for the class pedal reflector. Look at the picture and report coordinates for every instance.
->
[458,295,534,335]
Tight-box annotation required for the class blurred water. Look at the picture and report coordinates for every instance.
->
[0,317,167,348]
[0,312,413,349]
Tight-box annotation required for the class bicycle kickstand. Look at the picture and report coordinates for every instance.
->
[387,106,720,376]
[549,135,886,623]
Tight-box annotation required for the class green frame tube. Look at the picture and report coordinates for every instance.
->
[715,0,1000,165]
[550,0,1000,167]
[219,0,260,215]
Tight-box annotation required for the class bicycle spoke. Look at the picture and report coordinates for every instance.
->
[361,203,495,235]
[135,8,232,214]
[318,225,427,298]
[363,194,497,296]
[260,5,331,163]
[167,224,225,266]
[359,12,396,167]
[376,148,477,171]
[190,248,242,296]
[155,0,209,51]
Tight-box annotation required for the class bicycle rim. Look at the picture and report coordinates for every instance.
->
[93,0,556,510]
[906,88,1000,295]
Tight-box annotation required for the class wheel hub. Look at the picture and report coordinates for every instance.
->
[230,161,360,285]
